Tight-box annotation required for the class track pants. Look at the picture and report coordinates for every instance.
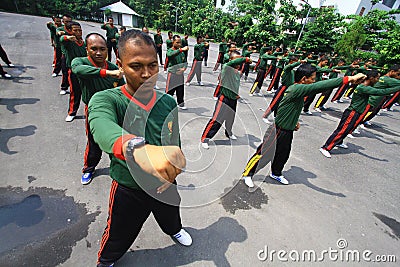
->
[83,105,102,173]
[249,69,266,94]
[267,67,282,92]
[201,94,237,142]
[156,45,163,65]
[322,109,360,151]
[60,54,69,91]
[67,69,82,116]
[53,46,62,75]
[314,89,334,108]
[97,181,182,267]
[166,72,185,105]
[243,124,293,177]
[382,92,400,109]
[263,85,287,118]
[331,82,349,102]
[107,39,117,62]
[186,59,202,83]
[213,52,224,71]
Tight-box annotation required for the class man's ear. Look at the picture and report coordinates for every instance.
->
[117,58,122,69]
[299,76,307,84]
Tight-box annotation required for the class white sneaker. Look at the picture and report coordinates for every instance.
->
[314,107,322,113]
[336,143,348,149]
[52,73,57,77]
[347,134,355,139]
[59,90,67,95]
[172,229,192,246]
[353,128,361,134]
[269,173,289,185]
[228,134,237,140]
[256,93,263,97]
[249,93,254,96]
[8,63,14,67]
[185,82,190,86]
[201,142,209,149]
[343,97,350,100]
[305,110,312,115]
[364,121,372,126]
[266,91,273,94]
[262,117,271,124]
[333,100,338,104]
[319,148,331,158]
[360,124,366,129]
[3,73,11,78]
[213,97,218,101]
[178,104,187,110]
[154,85,160,90]
[338,99,344,103]
[65,115,75,122]
[198,81,204,86]
[164,70,167,74]
[243,176,254,188]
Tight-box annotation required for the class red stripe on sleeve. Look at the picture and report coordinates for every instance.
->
[100,69,107,78]
[343,76,349,84]
[112,134,136,160]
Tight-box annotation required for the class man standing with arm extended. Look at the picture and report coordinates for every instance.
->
[56,14,73,95]
[60,21,86,122]
[90,30,192,267]
[242,64,365,187]
[101,17,118,61]
[71,33,125,184]
[186,35,208,86]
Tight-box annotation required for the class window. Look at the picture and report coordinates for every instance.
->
[382,0,396,8]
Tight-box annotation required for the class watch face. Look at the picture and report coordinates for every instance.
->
[129,137,146,149]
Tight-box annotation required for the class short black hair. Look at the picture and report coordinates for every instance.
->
[172,35,181,41]
[85,32,106,44]
[108,17,113,21]
[295,63,317,82]
[118,29,157,59]
[197,35,203,42]
[66,21,81,31]
[168,31,173,35]
[120,26,126,31]
[289,56,298,62]
[365,69,380,79]
[389,64,400,72]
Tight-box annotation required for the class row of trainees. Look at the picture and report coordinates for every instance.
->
[85,30,400,266]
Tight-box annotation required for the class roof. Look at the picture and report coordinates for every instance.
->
[100,1,141,16]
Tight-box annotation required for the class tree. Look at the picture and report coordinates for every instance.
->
[335,20,367,62]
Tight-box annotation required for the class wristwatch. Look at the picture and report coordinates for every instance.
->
[126,137,146,160]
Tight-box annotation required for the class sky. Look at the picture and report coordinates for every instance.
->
[292,0,360,15]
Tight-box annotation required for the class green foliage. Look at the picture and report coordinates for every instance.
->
[335,21,367,62]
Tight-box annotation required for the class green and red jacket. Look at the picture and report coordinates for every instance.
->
[193,43,205,61]
[166,48,187,74]
[349,84,400,114]
[275,77,350,130]
[88,88,180,190]
[71,57,125,104]
[60,36,86,68]
[220,57,249,100]
[153,33,163,46]
[369,76,400,107]
[101,24,118,40]
[280,61,301,87]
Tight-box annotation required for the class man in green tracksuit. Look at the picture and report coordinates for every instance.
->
[56,14,73,95]
[240,41,257,81]
[165,35,189,109]
[153,28,163,65]
[164,31,173,72]
[60,21,86,122]
[262,56,306,122]
[213,38,227,71]
[320,69,400,158]
[201,51,252,149]
[89,30,192,267]
[71,33,125,185]
[47,16,62,77]
[242,64,365,187]
[249,46,278,96]
[186,35,208,86]
[101,17,118,61]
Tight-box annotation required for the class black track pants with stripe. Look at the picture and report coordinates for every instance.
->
[97,181,182,266]
[83,105,102,173]
[201,94,237,142]
[243,124,293,177]
[322,108,360,151]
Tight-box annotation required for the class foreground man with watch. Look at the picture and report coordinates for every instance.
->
[88,30,191,267]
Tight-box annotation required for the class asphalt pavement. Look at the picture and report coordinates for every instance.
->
[0,11,399,267]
